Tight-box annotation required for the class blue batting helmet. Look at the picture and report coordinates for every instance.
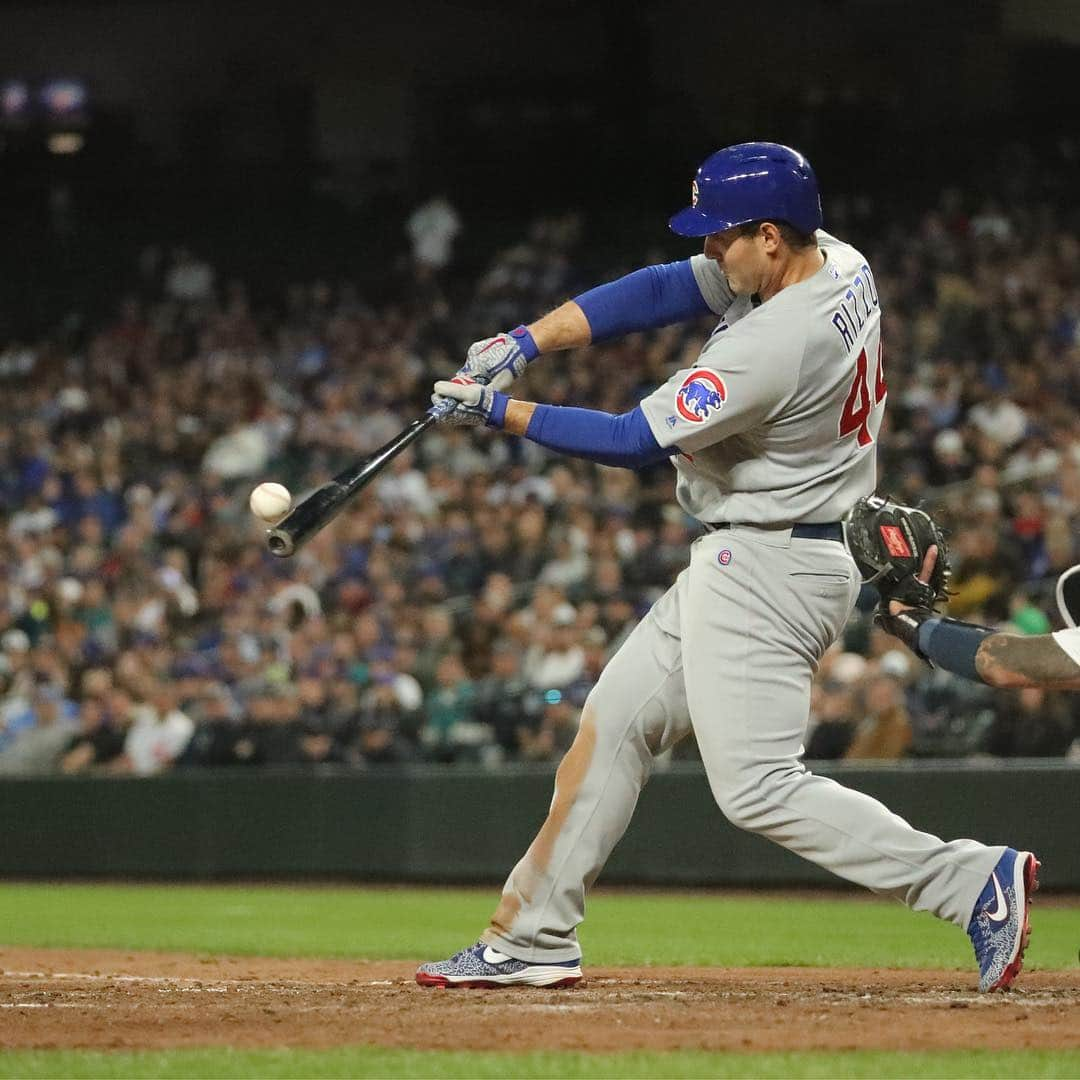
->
[668,142,822,237]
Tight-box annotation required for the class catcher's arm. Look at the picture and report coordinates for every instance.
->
[974,633,1080,691]
[857,493,988,684]
[883,549,1080,690]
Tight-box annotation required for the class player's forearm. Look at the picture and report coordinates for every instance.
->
[499,399,672,469]
[525,261,711,355]
[975,633,1080,690]
[526,301,592,354]
[504,399,538,435]
[572,261,711,343]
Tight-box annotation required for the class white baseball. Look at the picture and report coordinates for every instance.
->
[249,482,292,523]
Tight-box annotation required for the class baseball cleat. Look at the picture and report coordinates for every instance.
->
[967,848,1040,992]
[415,941,583,988]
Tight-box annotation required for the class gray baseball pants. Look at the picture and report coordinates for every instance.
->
[484,525,1002,962]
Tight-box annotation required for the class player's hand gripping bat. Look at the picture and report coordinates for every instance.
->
[265,394,460,558]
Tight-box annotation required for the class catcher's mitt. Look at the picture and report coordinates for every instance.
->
[843,494,950,610]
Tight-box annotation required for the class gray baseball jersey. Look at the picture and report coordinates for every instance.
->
[640,231,884,525]
[478,230,1003,969]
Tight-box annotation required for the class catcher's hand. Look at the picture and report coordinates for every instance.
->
[844,494,951,610]
[875,547,943,661]
[889,547,940,613]
[845,494,950,661]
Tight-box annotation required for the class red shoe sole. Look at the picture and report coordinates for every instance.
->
[988,853,1040,992]
[415,972,582,989]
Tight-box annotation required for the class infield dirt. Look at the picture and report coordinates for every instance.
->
[2,947,1078,1053]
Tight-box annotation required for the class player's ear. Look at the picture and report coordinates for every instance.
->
[759,221,782,252]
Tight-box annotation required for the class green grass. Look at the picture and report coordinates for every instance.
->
[2,884,1078,1078]
[3,1048,1080,1079]
[1,881,1079,971]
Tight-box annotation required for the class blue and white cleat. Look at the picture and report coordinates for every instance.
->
[967,848,1040,992]
[416,941,583,988]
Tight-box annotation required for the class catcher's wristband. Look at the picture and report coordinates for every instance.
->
[918,616,995,683]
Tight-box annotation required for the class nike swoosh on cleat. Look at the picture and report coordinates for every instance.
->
[482,946,514,965]
[987,872,1009,922]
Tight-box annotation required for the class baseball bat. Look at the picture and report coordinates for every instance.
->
[266,398,455,558]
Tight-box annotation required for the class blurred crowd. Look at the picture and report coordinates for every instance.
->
[2,186,1080,777]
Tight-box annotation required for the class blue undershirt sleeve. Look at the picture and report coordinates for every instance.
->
[523,404,675,469]
[574,260,711,342]
[917,617,995,683]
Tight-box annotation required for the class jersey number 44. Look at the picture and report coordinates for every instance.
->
[839,333,886,448]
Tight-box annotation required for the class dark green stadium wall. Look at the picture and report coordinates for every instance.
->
[3,763,1077,887]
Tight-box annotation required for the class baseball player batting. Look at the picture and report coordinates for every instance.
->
[415,143,1038,994]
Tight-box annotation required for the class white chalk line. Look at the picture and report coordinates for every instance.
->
[2,970,397,989]
[1,1002,85,1009]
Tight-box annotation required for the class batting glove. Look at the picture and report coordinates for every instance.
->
[458,326,539,391]
[430,376,508,428]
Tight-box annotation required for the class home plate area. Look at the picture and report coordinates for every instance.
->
[2,948,1078,1054]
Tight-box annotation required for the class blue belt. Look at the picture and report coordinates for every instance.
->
[707,521,845,543]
